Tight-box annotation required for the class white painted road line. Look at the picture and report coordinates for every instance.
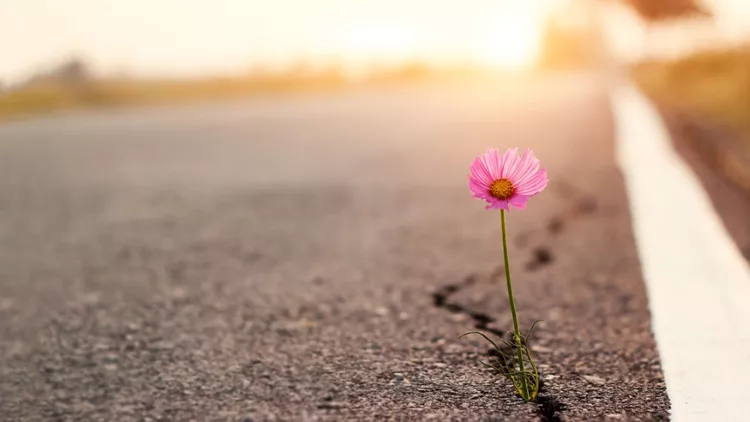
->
[612,83,750,421]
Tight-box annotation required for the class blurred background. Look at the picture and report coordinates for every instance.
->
[0,1,744,118]
[0,1,747,141]
[3,0,749,188]
[1,1,749,194]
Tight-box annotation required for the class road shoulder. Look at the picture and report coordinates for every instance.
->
[612,82,750,422]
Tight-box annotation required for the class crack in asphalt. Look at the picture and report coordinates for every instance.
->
[429,195,597,420]
[534,393,567,422]
[431,274,504,337]
[431,267,568,422]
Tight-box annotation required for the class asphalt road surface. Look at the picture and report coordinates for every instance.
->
[0,74,671,421]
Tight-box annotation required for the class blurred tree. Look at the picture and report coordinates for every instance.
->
[539,19,588,69]
[621,0,711,21]
[24,56,92,87]
[538,1,605,70]
[53,57,90,85]
[618,0,715,63]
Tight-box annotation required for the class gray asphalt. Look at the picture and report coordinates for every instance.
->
[0,74,669,421]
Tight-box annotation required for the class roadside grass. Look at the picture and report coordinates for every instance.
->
[0,63,534,121]
[0,73,348,121]
[0,63,448,121]
[633,46,750,145]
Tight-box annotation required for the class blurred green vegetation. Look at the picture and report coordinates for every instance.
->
[0,70,348,120]
[0,61,491,121]
[634,46,750,140]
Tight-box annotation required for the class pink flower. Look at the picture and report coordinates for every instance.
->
[468,148,548,210]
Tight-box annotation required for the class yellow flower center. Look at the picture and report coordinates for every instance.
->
[489,178,514,200]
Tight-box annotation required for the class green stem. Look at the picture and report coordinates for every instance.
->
[500,209,530,400]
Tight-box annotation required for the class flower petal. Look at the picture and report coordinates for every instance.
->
[508,194,530,210]
[469,157,493,186]
[508,149,536,183]
[469,178,490,197]
[485,198,510,210]
[515,168,549,196]
[481,148,502,180]
[499,147,520,179]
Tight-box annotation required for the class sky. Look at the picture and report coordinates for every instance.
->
[2,0,750,83]
[0,0,563,83]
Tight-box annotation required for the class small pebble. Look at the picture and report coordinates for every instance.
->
[532,345,552,353]
[390,372,411,386]
[583,375,606,385]
[450,313,468,322]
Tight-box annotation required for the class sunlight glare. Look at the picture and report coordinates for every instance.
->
[338,24,417,78]
[477,9,543,69]
[343,25,416,61]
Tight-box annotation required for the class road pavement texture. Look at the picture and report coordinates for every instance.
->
[0,74,670,421]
